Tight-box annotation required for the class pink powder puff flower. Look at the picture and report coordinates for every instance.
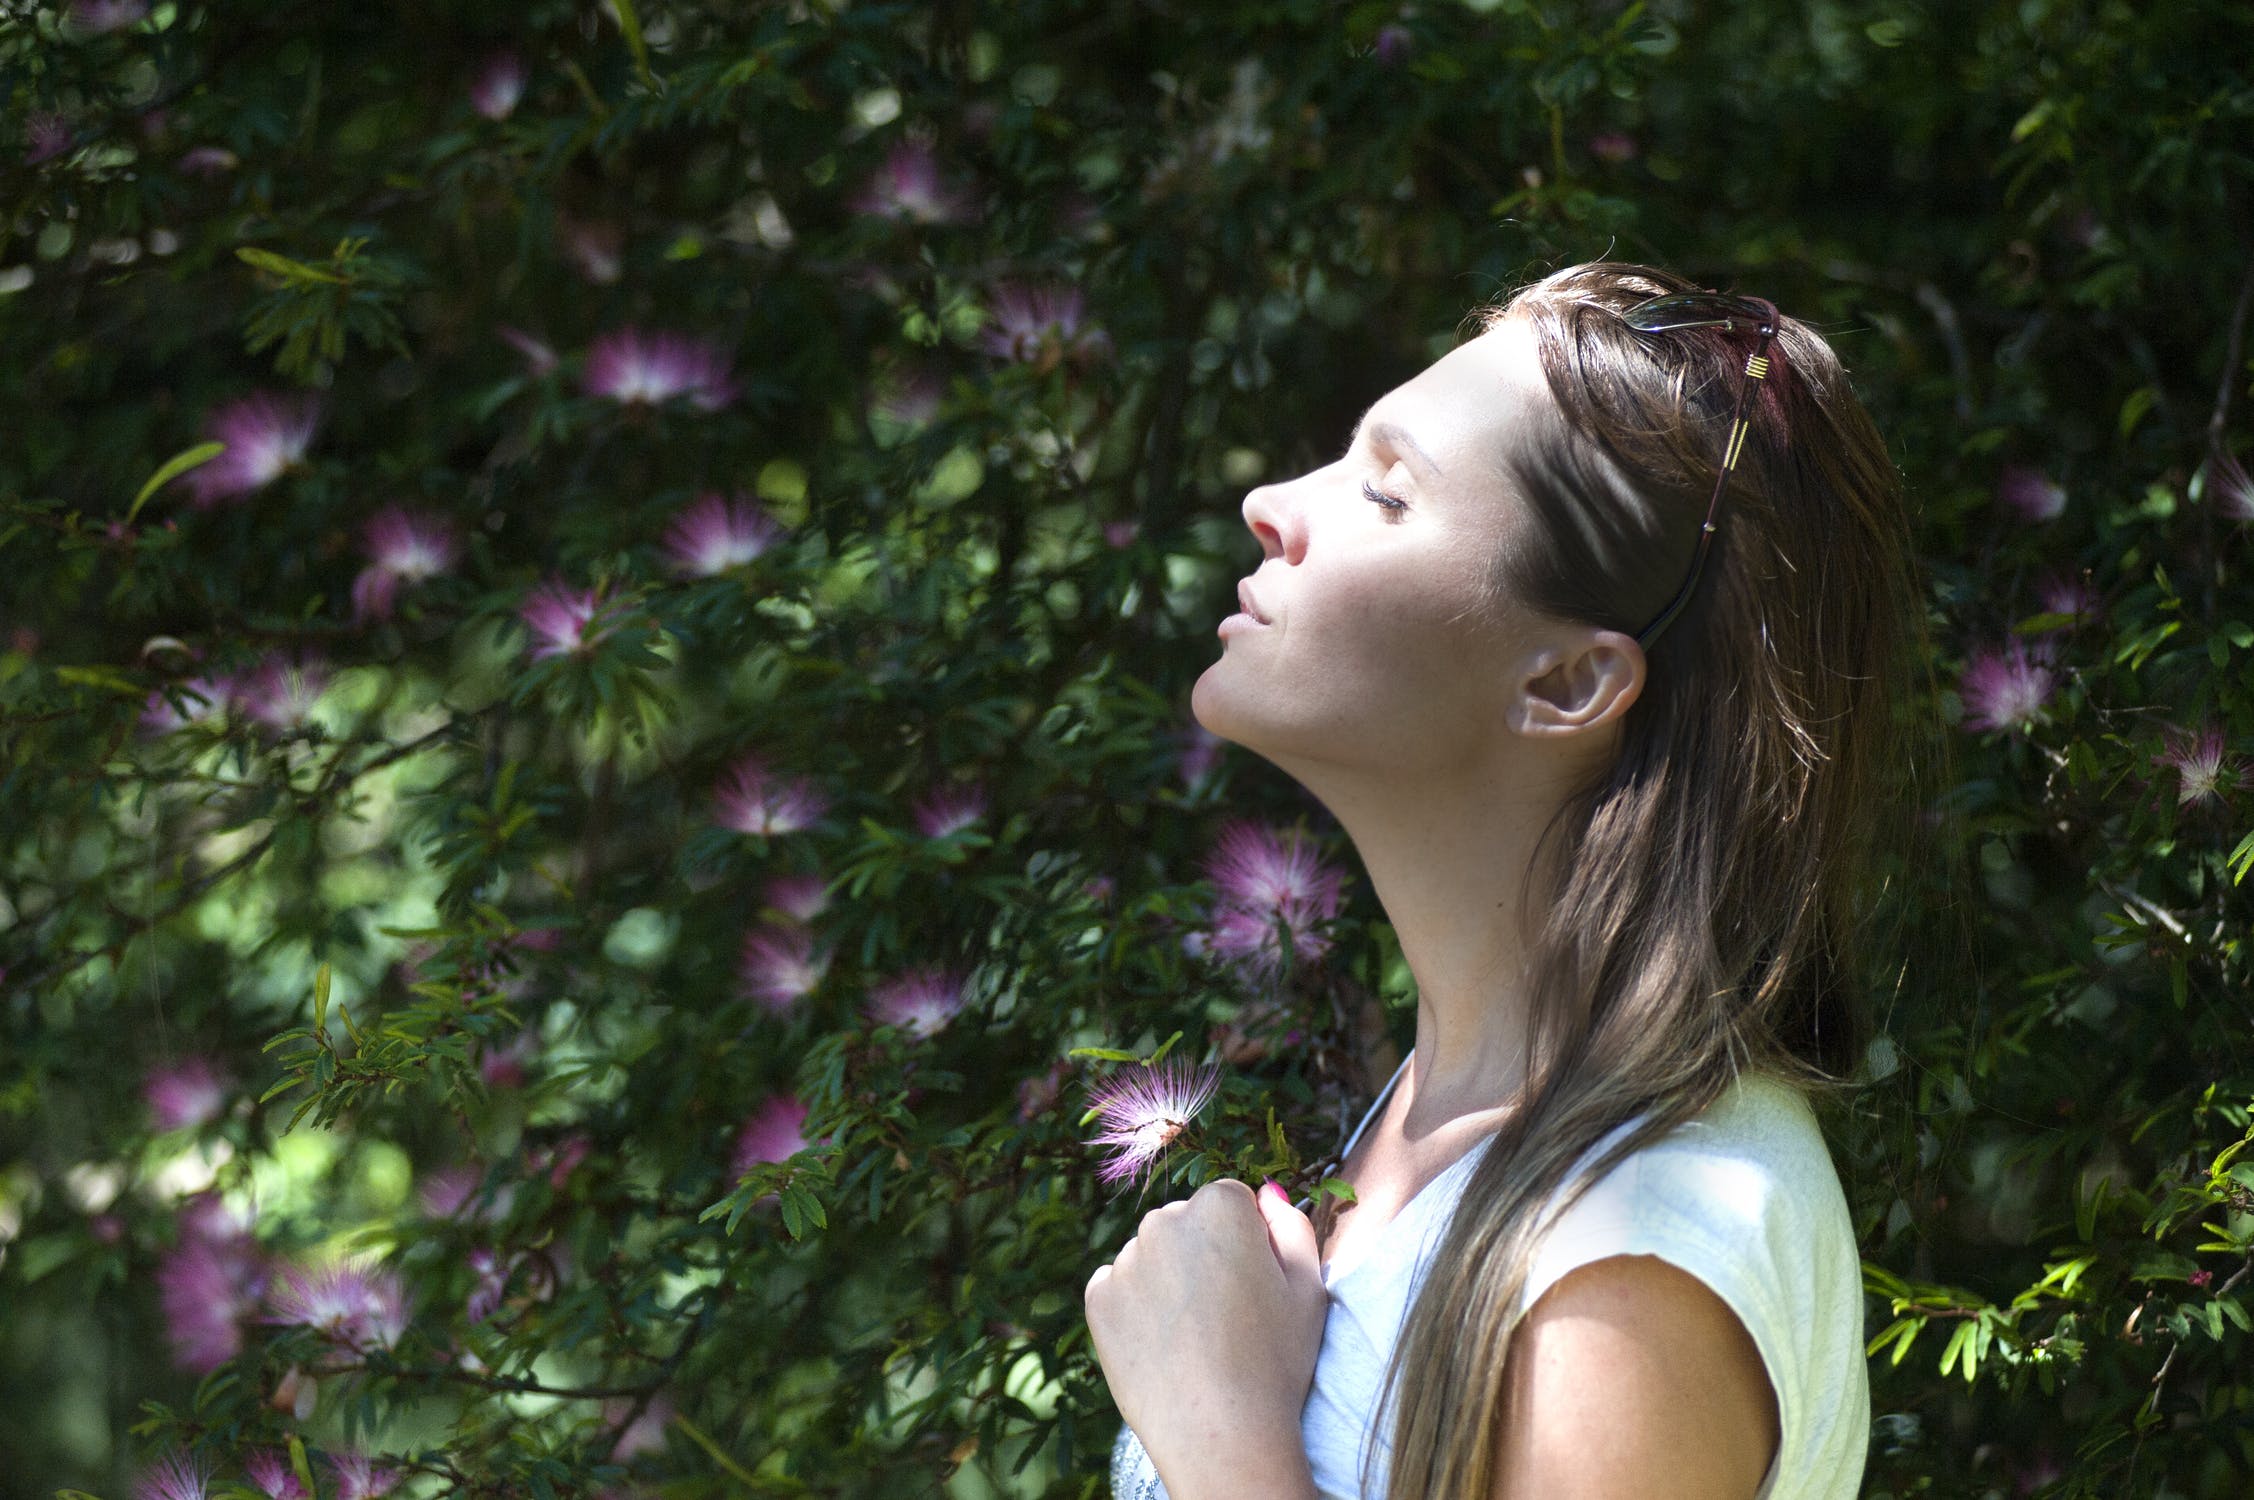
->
[1016,1058,1069,1122]
[866,965,966,1038]
[2032,570,2098,627]
[1177,723,1225,790]
[853,139,976,226]
[495,323,559,377]
[1587,130,1638,164]
[141,672,237,733]
[583,326,737,412]
[144,1056,229,1131]
[181,392,321,507]
[266,1258,409,1353]
[2151,723,2250,809]
[518,579,614,660]
[870,362,945,431]
[979,284,1111,370]
[560,214,623,284]
[133,1451,211,1500]
[353,505,460,621]
[740,923,829,1013]
[1084,1058,1224,1187]
[157,1222,268,1372]
[1996,464,2067,523]
[2209,448,2254,522]
[478,1028,538,1089]
[1199,820,1350,979]
[177,145,238,177]
[1958,639,2057,734]
[732,1094,813,1174]
[606,1392,676,1460]
[330,1452,398,1500]
[529,1131,592,1189]
[761,871,832,923]
[712,755,829,836]
[25,111,71,166]
[469,49,528,120]
[465,1246,513,1324]
[244,1450,308,1500]
[663,492,784,577]
[242,653,329,731]
[64,0,149,36]
[912,780,987,839]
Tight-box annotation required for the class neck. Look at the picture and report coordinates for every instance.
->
[1286,745,1586,1140]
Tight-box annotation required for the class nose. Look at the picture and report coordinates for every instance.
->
[1241,481,1300,565]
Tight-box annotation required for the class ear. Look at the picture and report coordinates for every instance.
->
[1508,629,1644,738]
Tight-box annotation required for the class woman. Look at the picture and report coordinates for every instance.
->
[1088,260,1924,1499]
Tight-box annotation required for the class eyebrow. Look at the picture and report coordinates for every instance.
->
[1349,414,1444,478]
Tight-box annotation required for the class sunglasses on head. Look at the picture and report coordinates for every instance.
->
[1616,291,1781,651]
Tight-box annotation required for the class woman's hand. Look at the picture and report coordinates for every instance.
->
[1084,1179,1328,1500]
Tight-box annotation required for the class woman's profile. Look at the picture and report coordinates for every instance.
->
[1086,259,1924,1500]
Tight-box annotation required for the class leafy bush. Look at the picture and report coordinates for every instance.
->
[3,2,2251,1497]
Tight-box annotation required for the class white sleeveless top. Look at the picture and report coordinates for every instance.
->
[1110,1055,1869,1499]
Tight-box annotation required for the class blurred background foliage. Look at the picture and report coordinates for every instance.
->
[3,0,2253,1496]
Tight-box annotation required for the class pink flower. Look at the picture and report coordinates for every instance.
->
[496,323,559,377]
[732,1094,813,1174]
[330,1452,398,1500]
[1587,131,1638,164]
[662,492,784,576]
[353,505,459,621]
[2032,570,2098,627]
[243,1450,308,1500]
[740,923,829,1013]
[529,1131,592,1190]
[866,965,966,1038]
[712,755,829,836]
[1198,820,1350,979]
[144,1056,228,1131]
[1958,639,2057,734]
[242,652,329,730]
[1371,24,1414,66]
[518,579,613,660]
[465,1246,513,1323]
[478,1028,538,1089]
[469,50,528,120]
[853,139,976,226]
[606,1392,676,1460]
[1016,1059,1069,1121]
[64,0,149,36]
[243,1452,306,1500]
[2151,723,2250,809]
[133,1452,210,1500]
[2210,448,2254,522]
[177,145,239,177]
[25,111,70,166]
[1084,1058,1223,1187]
[141,672,237,733]
[1103,520,1140,549]
[560,214,623,283]
[760,871,832,923]
[870,362,945,431]
[1996,464,2067,523]
[1177,723,1225,790]
[181,392,321,507]
[157,1205,268,1372]
[583,326,736,411]
[266,1258,409,1353]
[979,283,1110,369]
[912,780,987,838]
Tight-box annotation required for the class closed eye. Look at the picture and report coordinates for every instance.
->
[1362,479,1409,520]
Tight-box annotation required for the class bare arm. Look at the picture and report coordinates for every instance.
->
[1489,1253,1781,1500]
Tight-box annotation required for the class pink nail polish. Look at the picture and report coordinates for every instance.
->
[1260,1179,1288,1203]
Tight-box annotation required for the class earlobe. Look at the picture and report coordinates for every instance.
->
[1512,637,1644,736]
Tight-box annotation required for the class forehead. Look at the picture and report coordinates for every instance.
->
[1364,314,1541,474]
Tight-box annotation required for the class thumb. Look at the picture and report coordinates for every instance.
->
[1256,1180,1321,1286]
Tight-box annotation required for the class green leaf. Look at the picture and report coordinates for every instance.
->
[1066,1047,1140,1064]
[610,0,655,84]
[313,962,331,1034]
[235,246,349,284]
[2225,829,2254,886]
[2118,385,2157,439]
[127,441,226,523]
[1147,1030,1184,1066]
[1315,1177,1358,1206]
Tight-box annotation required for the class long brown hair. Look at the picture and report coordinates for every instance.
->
[1370,260,1933,1498]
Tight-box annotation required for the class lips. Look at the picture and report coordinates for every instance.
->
[1236,580,1270,624]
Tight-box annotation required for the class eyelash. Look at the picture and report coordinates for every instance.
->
[1361,479,1409,520]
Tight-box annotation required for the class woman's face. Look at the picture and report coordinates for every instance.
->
[1192,312,1606,779]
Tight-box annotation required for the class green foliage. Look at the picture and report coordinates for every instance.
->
[4,1,2254,1498]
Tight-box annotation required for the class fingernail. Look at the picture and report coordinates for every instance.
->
[1260,1179,1289,1203]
